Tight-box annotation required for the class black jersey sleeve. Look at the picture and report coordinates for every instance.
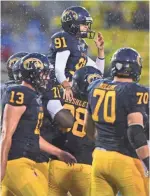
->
[42,80,62,101]
[50,31,74,53]
[4,86,35,106]
[125,83,149,115]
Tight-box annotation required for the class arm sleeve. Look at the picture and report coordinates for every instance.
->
[47,100,63,119]
[86,57,105,74]
[55,50,71,84]
[96,57,105,74]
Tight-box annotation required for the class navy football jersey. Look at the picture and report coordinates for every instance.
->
[1,85,44,161]
[61,97,94,164]
[88,79,149,158]
[36,82,62,162]
[48,87,94,164]
[48,31,88,81]
[37,81,95,164]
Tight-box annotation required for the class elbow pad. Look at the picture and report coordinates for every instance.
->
[127,125,148,150]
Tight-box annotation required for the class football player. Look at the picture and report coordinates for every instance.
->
[35,71,76,183]
[73,48,149,196]
[48,67,102,196]
[1,53,76,196]
[1,52,28,97]
[48,6,105,100]
[9,53,76,188]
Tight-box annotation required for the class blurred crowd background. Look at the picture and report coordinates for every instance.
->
[1,1,149,85]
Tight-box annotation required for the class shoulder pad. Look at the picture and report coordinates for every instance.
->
[5,80,16,86]
[125,82,149,115]
[127,83,148,94]
[51,31,73,52]
[5,85,36,106]
[51,31,69,39]
[42,81,62,101]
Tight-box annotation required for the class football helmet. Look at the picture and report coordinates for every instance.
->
[6,52,28,80]
[61,6,95,39]
[14,53,50,91]
[111,47,142,82]
[72,66,102,100]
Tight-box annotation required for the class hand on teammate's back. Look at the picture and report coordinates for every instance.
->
[63,87,74,102]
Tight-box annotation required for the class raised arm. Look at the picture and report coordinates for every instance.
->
[86,32,105,74]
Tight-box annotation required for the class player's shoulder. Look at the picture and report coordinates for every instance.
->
[5,85,37,106]
[42,80,62,101]
[123,82,149,109]
[5,80,16,86]
[1,80,15,93]
[125,82,148,94]
[7,84,34,94]
[50,31,73,51]
[51,30,63,38]
[51,30,71,40]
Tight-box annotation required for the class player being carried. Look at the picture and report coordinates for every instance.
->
[48,6,104,101]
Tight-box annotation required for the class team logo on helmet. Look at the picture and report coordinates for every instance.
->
[62,10,78,22]
[23,58,44,70]
[87,73,102,84]
[8,57,19,68]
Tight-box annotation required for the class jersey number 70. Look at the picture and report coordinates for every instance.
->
[92,89,116,123]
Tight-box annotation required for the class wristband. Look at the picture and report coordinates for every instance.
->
[98,57,105,60]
